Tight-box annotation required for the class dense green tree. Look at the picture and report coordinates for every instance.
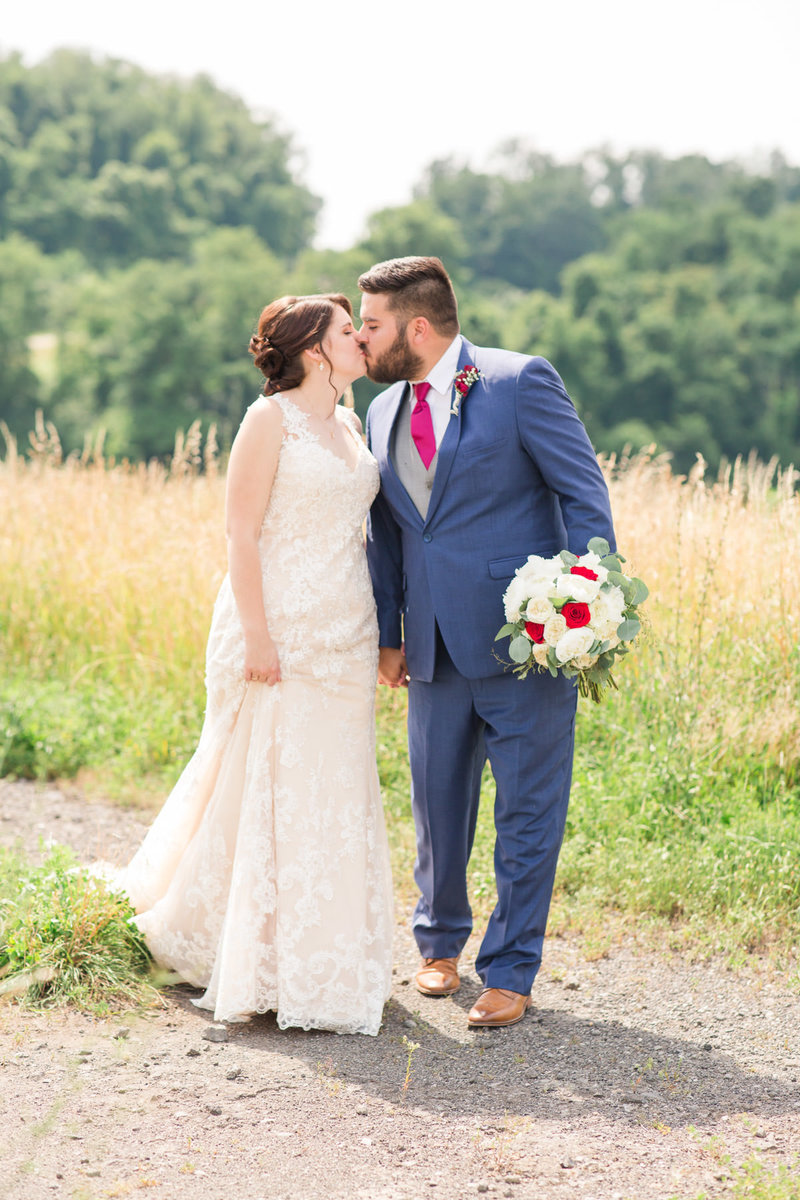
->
[0,235,51,438]
[507,204,800,473]
[416,145,606,292]
[1,51,800,471]
[0,50,319,264]
[47,228,285,457]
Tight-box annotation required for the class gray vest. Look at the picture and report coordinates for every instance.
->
[391,391,439,520]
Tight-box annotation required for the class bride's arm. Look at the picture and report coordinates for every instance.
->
[225,401,283,685]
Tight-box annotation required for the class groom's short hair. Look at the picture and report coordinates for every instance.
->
[358,256,459,337]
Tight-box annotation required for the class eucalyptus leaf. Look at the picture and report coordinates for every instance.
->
[587,536,610,557]
[560,550,578,565]
[605,570,625,587]
[508,636,531,663]
[630,578,649,605]
[495,623,518,641]
[616,618,641,641]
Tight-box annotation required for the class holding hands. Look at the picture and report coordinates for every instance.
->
[378,646,409,688]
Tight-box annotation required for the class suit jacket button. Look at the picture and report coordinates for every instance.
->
[423,533,432,543]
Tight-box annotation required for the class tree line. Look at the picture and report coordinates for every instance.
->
[2,49,800,471]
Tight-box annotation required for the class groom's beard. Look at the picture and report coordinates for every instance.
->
[364,328,424,385]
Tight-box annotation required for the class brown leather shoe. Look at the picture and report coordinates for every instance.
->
[415,957,461,996]
[467,987,532,1028]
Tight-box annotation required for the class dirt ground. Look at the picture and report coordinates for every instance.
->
[1,778,799,1200]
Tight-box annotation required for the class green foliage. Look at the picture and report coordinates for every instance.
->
[2,51,800,471]
[358,199,468,269]
[728,1155,800,1199]
[508,204,800,474]
[0,49,319,261]
[0,674,202,791]
[0,845,158,1010]
[419,144,608,292]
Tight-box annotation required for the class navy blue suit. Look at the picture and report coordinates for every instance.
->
[366,336,615,992]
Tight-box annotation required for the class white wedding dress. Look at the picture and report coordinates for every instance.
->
[121,395,393,1035]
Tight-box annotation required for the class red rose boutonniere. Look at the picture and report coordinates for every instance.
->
[450,365,481,416]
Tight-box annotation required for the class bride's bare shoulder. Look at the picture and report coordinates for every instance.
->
[242,394,284,430]
[245,393,283,420]
[232,396,284,455]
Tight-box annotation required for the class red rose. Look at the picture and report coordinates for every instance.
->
[571,565,598,581]
[562,602,591,629]
[524,621,546,643]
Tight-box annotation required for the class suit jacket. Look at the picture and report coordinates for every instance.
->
[365,336,616,681]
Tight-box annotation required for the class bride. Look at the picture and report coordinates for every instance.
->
[119,293,393,1035]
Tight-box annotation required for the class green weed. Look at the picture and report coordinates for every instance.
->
[0,845,160,1010]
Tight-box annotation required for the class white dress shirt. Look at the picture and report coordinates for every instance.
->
[408,335,463,450]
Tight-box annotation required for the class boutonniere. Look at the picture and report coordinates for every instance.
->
[450,365,481,416]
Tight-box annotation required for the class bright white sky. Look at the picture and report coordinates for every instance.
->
[3,0,799,248]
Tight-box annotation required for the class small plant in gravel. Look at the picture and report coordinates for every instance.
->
[0,845,159,1010]
[400,1035,420,1097]
[474,1115,530,1176]
[728,1154,800,1199]
[316,1055,342,1097]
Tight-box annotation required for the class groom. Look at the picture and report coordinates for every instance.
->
[359,257,615,1028]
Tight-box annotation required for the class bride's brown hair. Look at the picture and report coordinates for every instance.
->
[248,293,352,396]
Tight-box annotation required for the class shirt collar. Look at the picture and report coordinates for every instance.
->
[411,335,463,397]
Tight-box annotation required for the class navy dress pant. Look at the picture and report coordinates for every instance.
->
[407,628,577,994]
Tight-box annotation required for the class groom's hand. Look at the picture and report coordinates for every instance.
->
[378,646,409,688]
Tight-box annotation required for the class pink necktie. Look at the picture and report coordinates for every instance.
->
[411,381,436,469]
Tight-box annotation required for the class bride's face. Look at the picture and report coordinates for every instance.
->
[320,306,367,384]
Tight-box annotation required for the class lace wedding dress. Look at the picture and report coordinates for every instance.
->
[121,396,393,1035]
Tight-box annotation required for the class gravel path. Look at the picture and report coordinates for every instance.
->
[1,779,799,1200]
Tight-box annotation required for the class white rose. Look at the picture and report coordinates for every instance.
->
[555,626,595,664]
[532,642,551,667]
[555,572,601,603]
[543,614,568,645]
[518,555,554,582]
[573,652,599,670]
[526,578,556,602]
[593,589,625,627]
[524,596,556,623]
[503,575,529,621]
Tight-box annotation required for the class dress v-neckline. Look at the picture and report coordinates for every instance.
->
[279,394,362,475]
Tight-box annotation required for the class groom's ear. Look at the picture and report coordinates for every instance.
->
[407,316,430,345]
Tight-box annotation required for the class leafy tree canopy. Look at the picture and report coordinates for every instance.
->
[0,49,319,262]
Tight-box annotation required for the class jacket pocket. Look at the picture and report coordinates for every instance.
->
[488,548,560,579]
[488,554,528,580]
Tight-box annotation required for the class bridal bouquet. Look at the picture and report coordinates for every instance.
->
[495,537,647,702]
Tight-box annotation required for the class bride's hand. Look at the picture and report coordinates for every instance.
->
[244,633,282,686]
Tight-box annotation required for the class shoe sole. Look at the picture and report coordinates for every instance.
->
[467,998,532,1028]
[416,980,461,996]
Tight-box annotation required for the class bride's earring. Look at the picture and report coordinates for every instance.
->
[318,361,324,372]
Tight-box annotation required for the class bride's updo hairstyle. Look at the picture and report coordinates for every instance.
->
[248,293,352,396]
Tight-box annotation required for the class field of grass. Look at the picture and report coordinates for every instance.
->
[2,417,799,969]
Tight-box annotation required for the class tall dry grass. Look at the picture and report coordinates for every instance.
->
[2,415,224,692]
[2,421,799,954]
[607,448,800,775]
